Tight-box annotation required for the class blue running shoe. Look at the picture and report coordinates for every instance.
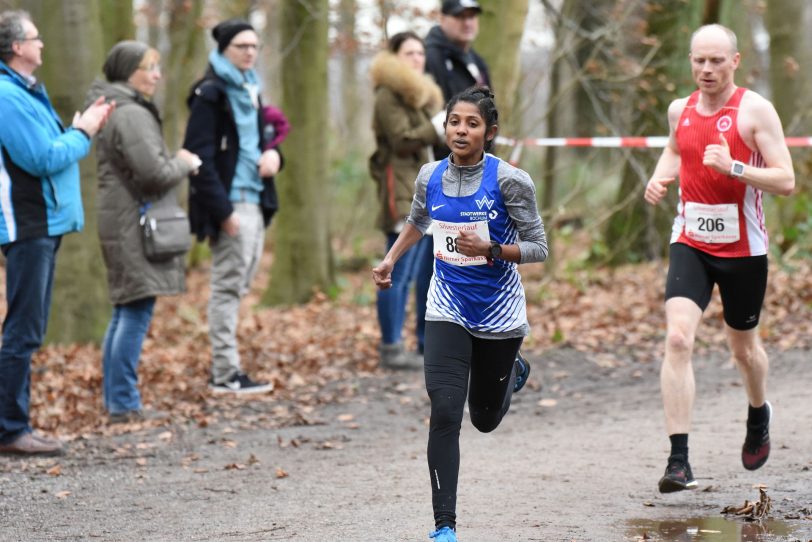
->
[513,352,530,393]
[428,526,457,542]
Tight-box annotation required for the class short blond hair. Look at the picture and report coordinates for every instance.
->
[690,24,738,54]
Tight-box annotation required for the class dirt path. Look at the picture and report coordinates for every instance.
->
[1,347,810,542]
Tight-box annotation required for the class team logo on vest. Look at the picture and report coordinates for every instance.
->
[716,115,733,133]
[475,196,494,210]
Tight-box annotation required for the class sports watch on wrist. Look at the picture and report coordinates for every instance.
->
[488,240,502,260]
[730,160,745,178]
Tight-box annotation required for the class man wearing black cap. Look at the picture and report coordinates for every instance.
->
[184,19,282,395]
[425,0,491,154]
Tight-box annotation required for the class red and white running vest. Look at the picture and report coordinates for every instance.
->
[672,87,767,257]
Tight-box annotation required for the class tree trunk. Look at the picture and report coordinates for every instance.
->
[475,0,528,131]
[603,0,694,264]
[27,0,108,343]
[161,0,206,150]
[217,0,252,19]
[766,0,811,132]
[263,0,333,305]
[337,0,359,145]
[259,0,283,101]
[765,0,812,253]
[703,0,722,24]
[99,0,135,52]
[143,0,163,48]
[562,0,606,138]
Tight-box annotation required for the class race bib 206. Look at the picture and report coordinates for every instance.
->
[684,202,740,244]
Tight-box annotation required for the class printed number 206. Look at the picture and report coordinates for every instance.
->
[697,217,725,232]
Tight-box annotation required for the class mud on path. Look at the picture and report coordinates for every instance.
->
[1,347,811,542]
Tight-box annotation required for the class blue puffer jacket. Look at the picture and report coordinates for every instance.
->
[0,60,90,245]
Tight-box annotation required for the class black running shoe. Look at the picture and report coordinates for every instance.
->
[514,352,530,393]
[658,454,698,493]
[209,372,274,395]
[742,401,771,471]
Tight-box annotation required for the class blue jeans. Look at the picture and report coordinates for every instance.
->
[102,297,156,415]
[0,236,61,444]
[377,233,432,345]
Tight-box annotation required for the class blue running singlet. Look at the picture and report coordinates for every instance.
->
[425,155,527,333]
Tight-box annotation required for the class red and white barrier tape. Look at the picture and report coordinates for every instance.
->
[496,135,812,165]
[496,135,812,148]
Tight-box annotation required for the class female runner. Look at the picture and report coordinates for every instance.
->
[372,86,548,541]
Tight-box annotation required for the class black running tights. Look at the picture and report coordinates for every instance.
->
[423,320,523,530]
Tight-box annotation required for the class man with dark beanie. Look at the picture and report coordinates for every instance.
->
[184,19,282,394]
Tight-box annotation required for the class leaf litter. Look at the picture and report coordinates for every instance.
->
[0,256,806,441]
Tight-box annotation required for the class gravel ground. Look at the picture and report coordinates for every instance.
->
[1,347,810,542]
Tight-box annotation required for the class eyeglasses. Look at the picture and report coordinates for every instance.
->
[230,43,261,52]
[17,35,43,44]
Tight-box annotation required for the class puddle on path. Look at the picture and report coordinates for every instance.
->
[626,515,809,541]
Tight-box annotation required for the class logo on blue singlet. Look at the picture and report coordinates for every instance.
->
[475,196,494,210]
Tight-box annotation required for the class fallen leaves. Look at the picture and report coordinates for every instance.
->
[0,254,806,441]
[722,487,772,521]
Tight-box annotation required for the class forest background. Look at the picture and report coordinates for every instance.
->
[0,0,810,435]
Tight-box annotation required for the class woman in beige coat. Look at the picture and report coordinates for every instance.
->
[368,31,443,367]
[86,41,199,423]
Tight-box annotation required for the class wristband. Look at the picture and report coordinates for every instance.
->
[75,127,91,140]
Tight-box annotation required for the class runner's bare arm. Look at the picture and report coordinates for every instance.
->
[645,99,685,205]
[703,93,794,195]
[741,96,795,195]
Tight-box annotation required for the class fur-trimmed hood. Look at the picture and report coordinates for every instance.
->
[370,51,444,113]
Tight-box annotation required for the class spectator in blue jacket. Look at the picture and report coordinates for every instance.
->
[0,10,113,456]
[183,19,282,394]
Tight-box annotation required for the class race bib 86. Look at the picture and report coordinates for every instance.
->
[432,219,490,266]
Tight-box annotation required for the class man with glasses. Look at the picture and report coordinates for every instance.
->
[184,19,282,394]
[0,10,113,455]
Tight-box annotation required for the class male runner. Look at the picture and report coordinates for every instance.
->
[644,24,794,493]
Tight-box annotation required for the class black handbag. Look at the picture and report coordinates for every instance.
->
[139,194,191,262]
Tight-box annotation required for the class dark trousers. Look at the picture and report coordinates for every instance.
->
[423,321,522,529]
[0,236,60,443]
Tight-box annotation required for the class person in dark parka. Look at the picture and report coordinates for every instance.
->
[86,41,200,424]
